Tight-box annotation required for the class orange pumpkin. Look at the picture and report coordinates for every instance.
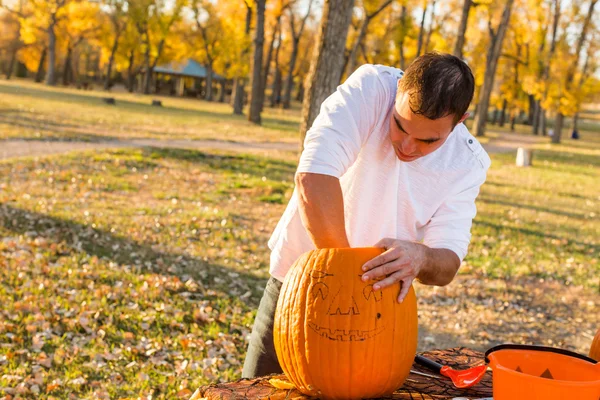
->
[590,328,600,361]
[273,247,418,400]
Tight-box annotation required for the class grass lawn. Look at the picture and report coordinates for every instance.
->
[0,79,299,143]
[0,81,598,398]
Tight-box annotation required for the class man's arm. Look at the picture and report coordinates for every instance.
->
[295,172,350,249]
[360,239,460,303]
[417,246,461,286]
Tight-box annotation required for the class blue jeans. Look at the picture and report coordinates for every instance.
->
[242,277,284,378]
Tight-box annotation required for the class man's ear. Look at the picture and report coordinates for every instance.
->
[458,112,470,124]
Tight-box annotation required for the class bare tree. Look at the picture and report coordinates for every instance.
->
[232,2,252,115]
[453,0,472,58]
[415,0,428,57]
[533,0,560,135]
[552,0,597,143]
[344,0,394,77]
[192,1,223,101]
[46,0,69,86]
[271,24,284,107]
[472,0,514,137]
[0,0,26,80]
[282,0,314,109]
[248,0,267,124]
[397,4,408,69]
[261,8,284,111]
[35,48,47,82]
[133,0,183,95]
[299,0,354,148]
[104,0,127,90]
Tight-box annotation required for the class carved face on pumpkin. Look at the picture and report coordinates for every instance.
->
[307,269,388,342]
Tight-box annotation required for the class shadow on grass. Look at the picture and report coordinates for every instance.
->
[142,147,297,181]
[484,180,596,201]
[534,149,600,169]
[262,116,299,133]
[477,195,588,220]
[0,110,122,142]
[0,82,301,134]
[0,203,268,306]
[473,220,599,256]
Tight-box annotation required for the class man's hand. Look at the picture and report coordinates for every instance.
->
[361,238,427,303]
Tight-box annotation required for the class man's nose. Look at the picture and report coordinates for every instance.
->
[401,138,417,154]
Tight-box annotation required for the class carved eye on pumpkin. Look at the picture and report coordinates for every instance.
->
[311,282,329,300]
[363,284,383,302]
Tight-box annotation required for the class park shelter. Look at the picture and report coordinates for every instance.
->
[152,59,227,98]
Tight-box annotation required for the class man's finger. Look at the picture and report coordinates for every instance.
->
[397,278,414,303]
[362,246,402,272]
[362,257,409,281]
[371,270,404,290]
[373,237,395,249]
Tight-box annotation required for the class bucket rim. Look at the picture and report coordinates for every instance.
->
[485,344,598,365]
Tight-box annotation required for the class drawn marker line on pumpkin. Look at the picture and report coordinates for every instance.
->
[326,288,360,316]
[311,282,329,301]
[308,322,386,341]
[309,270,334,279]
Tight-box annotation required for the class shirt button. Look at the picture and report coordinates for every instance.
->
[468,139,473,144]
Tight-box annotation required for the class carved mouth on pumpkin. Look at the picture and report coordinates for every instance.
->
[308,322,385,341]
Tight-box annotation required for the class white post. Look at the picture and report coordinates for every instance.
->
[516,147,533,167]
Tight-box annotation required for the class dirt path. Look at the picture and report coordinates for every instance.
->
[0,131,546,160]
[0,138,298,160]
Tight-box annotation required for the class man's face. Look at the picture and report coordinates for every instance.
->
[389,91,466,162]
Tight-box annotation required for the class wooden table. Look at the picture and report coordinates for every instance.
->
[191,347,493,399]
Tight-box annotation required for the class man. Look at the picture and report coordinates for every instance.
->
[243,52,490,378]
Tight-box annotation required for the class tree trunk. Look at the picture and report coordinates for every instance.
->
[248,0,267,124]
[454,0,471,58]
[398,5,407,69]
[346,18,369,78]
[218,80,226,102]
[282,38,300,109]
[35,48,47,83]
[572,112,580,135]
[62,46,72,86]
[553,112,564,143]
[143,53,152,94]
[540,110,547,136]
[552,0,597,144]
[6,48,17,80]
[295,80,304,102]
[491,108,499,125]
[527,94,535,125]
[261,17,280,112]
[232,4,252,115]
[46,23,57,86]
[510,112,516,131]
[423,0,437,53]
[271,68,282,106]
[127,50,135,92]
[299,0,354,148]
[232,78,246,114]
[416,1,428,57]
[472,0,514,137]
[499,99,507,127]
[205,62,213,101]
[104,31,121,90]
[532,100,541,134]
[534,0,560,135]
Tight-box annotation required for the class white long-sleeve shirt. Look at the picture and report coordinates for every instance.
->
[268,64,491,282]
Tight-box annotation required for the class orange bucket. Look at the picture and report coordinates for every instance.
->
[485,345,600,400]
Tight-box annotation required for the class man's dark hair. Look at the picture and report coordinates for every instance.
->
[398,52,474,125]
